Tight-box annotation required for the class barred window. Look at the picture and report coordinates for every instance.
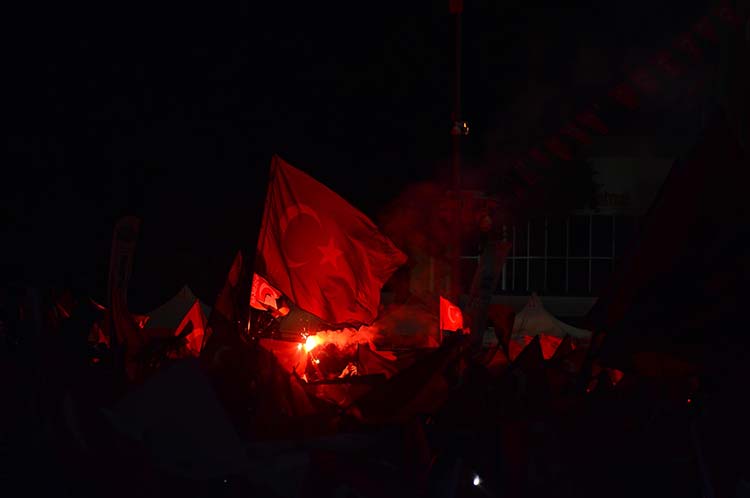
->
[461,215,639,296]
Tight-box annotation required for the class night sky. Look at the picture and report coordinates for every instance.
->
[3,1,711,311]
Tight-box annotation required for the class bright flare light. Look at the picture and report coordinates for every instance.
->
[472,475,481,487]
[304,335,321,352]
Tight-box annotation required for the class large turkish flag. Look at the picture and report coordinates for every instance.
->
[256,155,407,326]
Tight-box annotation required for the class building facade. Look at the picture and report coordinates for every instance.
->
[469,147,674,319]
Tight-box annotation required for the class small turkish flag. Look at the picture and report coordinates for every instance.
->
[439,296,464,332]
[173,300,208,357]
[250,272,283,312]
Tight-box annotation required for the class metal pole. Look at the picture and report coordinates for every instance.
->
[565,218,570,294]
[526,221,530,291]
[543,218,548,292]
[450,4,463,302]
[588,214,593,294]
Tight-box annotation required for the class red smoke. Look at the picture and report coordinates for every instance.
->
[379,181,454,260]
[308,303,441,353]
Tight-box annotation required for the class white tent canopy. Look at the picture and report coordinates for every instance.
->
[512,293,592,340]
[145,285,211,330]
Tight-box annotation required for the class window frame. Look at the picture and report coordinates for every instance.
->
[458,214,636,296]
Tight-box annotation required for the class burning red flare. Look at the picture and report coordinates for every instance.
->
[304,334,321,352]
[300,327,383,354]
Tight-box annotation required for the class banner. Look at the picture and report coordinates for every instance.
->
[106,216,140,352]
[508,4,745,195]
[106,216,140,307]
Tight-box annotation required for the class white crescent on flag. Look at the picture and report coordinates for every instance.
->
[440,295,464,332]
[279,204,323,268]
[250,273,283,311]
[447,305,461,326]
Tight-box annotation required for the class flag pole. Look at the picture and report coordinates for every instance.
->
[450,0,463,304]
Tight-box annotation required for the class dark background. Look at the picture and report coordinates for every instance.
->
[3,1,711,311]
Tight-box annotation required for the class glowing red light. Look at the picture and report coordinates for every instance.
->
[687,398,692,404]
[304,335,321,352]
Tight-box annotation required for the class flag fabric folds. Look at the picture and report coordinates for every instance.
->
[256,155,407,326]
[487,302,516,353]
[110,286,146,380]
[173,300,208,357]
[249,273,283,312]
[210,250,248,328]
[439,296,464,332]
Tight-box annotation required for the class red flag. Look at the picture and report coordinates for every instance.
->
[544,136,573,161]
[173,299,208,357]
[439,296,464,332]
[629,67,660,95]
[715,3,742,27]
[693,16,718,43]
[211,250,245,325]
[652,50,683,78]
[528,147,551,167]
[87,297,147,349]
[511,335,545,378]
[249,272,284,313]
[606,368,625,386]
[674,33,704,62]
[257,156,407,326]
[89,321,109,347]
[608,82,641,110]
[550,335,574,361]
[560,122,591,145]
[106,216,140,351]
[575,111,609,134]
[487,302,515,353]
[110,286,146,380]
[107,216,140,306]
[538,333,563,360]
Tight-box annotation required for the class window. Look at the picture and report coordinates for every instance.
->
[547,219,566,257]
[529,259,545,293]
[591,216,613,257]
[546,259,566,294]
[569,216,589,257]
[529,219,546,257]
[488,214,638,296]
[614,215,636,258]
[568,261,589,294]
[513,223,527,257]
[591,260,614,294]
[513,260,527,292]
